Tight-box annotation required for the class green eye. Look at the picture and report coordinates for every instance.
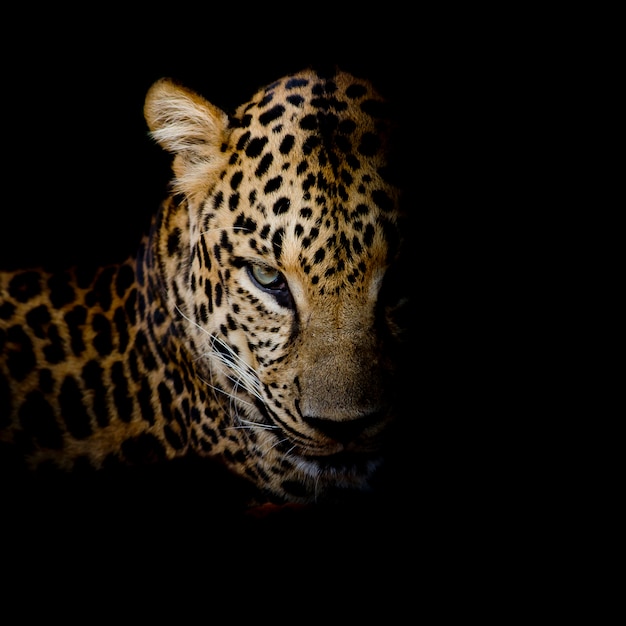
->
[250,264,281,288]
[247,263,293,308]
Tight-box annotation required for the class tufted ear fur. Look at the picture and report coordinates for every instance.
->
[144,78,230,203]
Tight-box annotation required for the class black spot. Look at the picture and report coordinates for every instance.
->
[137,378,155,425]
[168,368,184,395]
[302,173,316,192]
[271,228,285,261]
[272,197,290,215]
[300,114,317,131]
[372,189,394,212]
[346,84,367,99]
[199,238,212,270]
[9,271,41,303]
[111,360,133,422]
[259,105,285,126]
[226,314,238,331]
[340,169,354,187]
[358,132,381,157]
[167,228,182,257]
[113,306,129,353]
[215,283,223,308]
[258,92,274,108]
[65,305,87,356]
[219,230,233,253]
[230,170,243,190]
[5,325,35,381]
[39,369,54,394]
[91,267,116,312]
[19,391,63,449]
[233,213,257,234]
[48,272,76,309]
[82,359,109,427]
[303,135,321,154]
[255,153,273,178]
[92,314,113,356]
[158,382,173,422]
[125,289,137,326]
[313,248,326,264]
[279,135,295,155]
[245,136,268,158]
[360,98,389,119]
[364,223,376,247]
[59,375,92,439]
[43,324,65,364]
[115,263,135,298]
[338,119,357,134]
[163,424,185,450]
[213,190,224,210]
[26,305,51,339]
[336,135,352,154]
[229,192,240,211]
[346,154,361,170]
[264,176,283,194]
[236,130,251,150]
[286,77,308,89]
[237,115,252,129]
[0,301,16,320]
[204,280,214,314]
[286,94,304,106]
[135,330,157,371]
[135,244,146,287]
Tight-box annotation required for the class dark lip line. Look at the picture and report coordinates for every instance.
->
[303,450,381,466]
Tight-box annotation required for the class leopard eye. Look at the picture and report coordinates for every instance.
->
[250,263,281,288]
[247,263,293,309]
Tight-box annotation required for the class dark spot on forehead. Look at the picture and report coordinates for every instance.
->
[259,105,285,126]
[286,77,309,89]
[245,136,268,158]
[346,84,368,99]
[360,99,389,119]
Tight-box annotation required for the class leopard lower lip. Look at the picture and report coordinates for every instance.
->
[306,451,378,470]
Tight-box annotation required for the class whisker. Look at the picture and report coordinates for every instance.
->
[199,225,254,237]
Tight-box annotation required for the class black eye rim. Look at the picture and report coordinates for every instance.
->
[246,262,294,308]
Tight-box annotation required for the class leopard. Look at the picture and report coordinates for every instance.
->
[0,66,410,508]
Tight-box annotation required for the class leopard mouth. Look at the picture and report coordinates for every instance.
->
[296,449,384,477]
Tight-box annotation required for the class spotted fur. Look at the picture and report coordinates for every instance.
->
[0,67,408,505]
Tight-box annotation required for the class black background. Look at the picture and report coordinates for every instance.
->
[0,10,543,609]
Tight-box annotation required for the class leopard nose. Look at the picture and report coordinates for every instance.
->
[302,412,383,445]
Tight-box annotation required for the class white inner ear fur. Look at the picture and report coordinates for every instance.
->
[144,78,231,203]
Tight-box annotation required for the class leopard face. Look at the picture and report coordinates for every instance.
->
[144,68,408,501]
[0,67,409,506]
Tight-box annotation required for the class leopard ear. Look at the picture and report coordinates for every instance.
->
[144,78,230,203]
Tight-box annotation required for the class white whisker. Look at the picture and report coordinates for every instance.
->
[199,225,254,237]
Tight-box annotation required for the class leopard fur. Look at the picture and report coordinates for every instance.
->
[0,66,408,505]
